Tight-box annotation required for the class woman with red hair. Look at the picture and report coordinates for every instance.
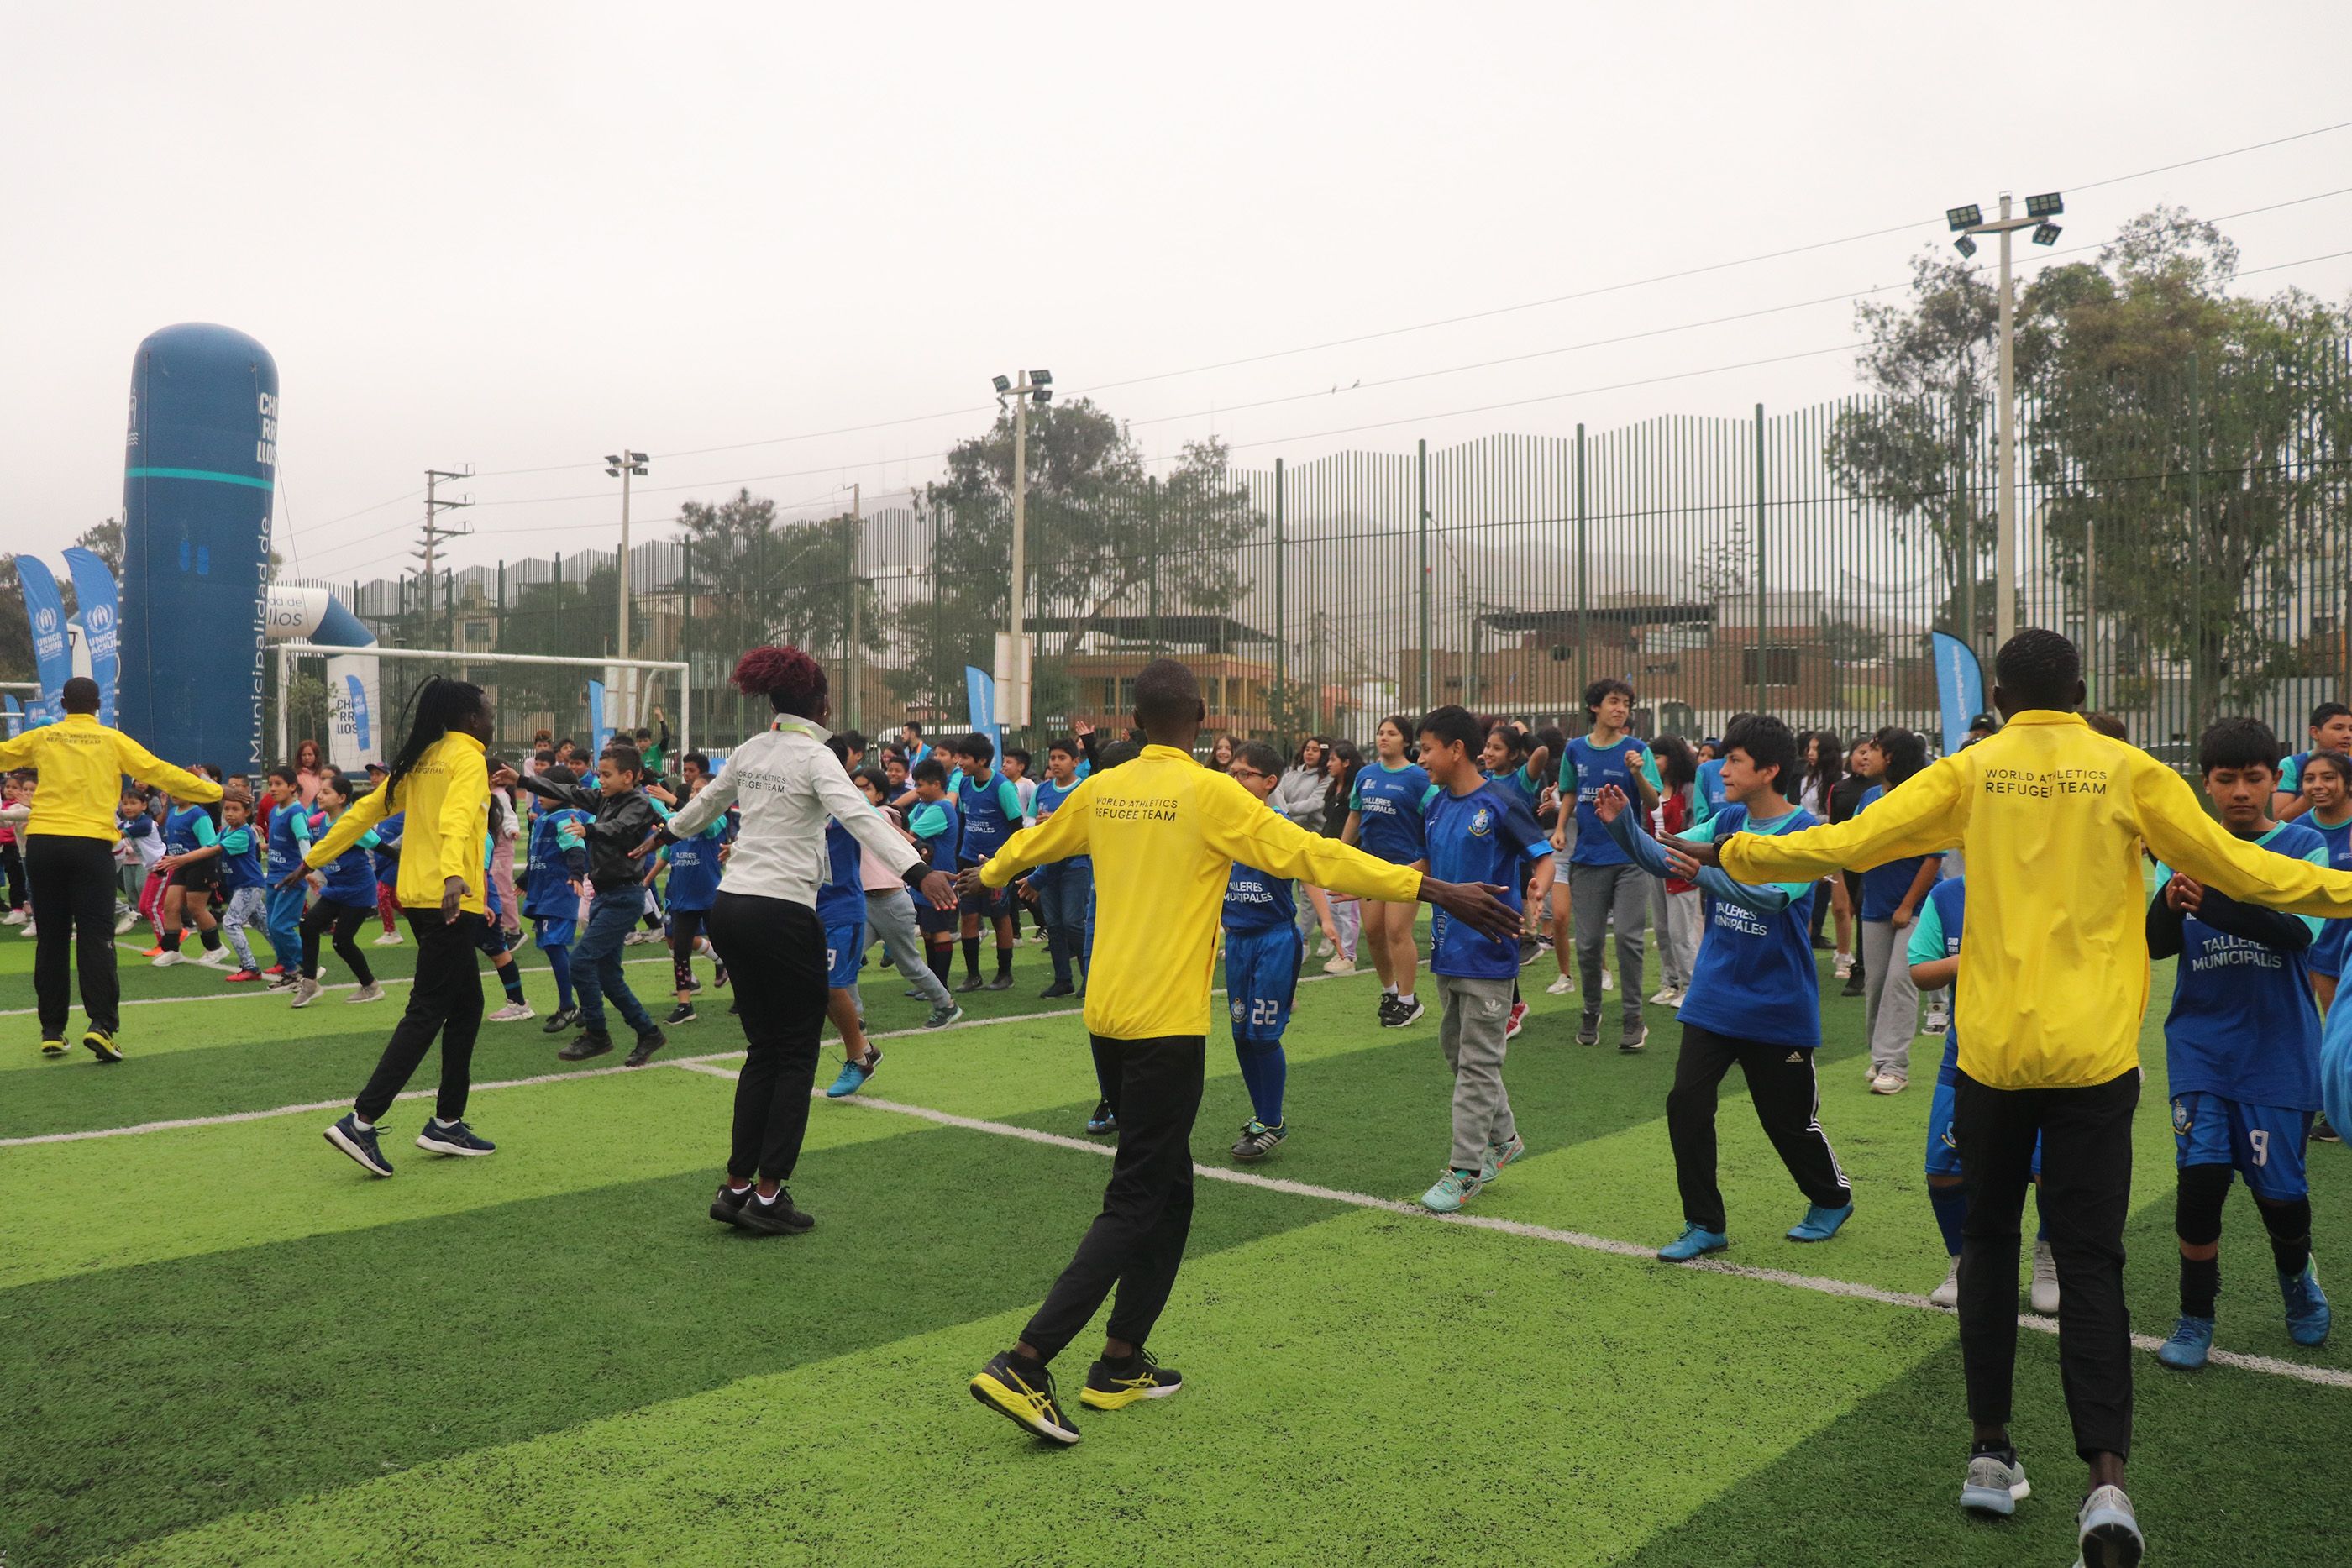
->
[643,645,957,1235]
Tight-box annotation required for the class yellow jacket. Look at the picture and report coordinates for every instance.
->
[981,744,1423,1039]
[0,712,219,840]
[306,732,490,915]
[1719,710,2352,1089]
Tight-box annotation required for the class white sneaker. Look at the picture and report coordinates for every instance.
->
[194,947,228,967]
[1545,973,1575,996]
[1930,1255,1961,1309]
[2029,1239,2061,1315]
[1321,954,1356,975]
[488,1000,535,1023]
[1600,969,1614,991]
[114,908,137,935]
[1869,1072,1908,1095]
[347,983,386,1004]
[291,977,323,1008]
[2077,1485,2143,1567]
[373,931,403,947]
[1649,986,1680,1004]
[1833,952,1854,979]
[1313,937,1336,959]
[2,908,24,925]
[19,921,34,937]
[1921,1008,1949,1036]
[151,951,184,968]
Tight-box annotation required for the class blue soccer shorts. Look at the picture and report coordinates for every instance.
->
[1926,1073,2042,1178]
[2172,1091,2311,1201]
[1225,925,1303,1045]
[533,915,575,951]
[825,920,866,989]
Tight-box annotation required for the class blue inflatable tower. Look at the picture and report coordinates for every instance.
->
[118,323,278,771]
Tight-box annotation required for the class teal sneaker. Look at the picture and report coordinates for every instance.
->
[2155,1314,2213,1371]
[824,1049,880,1099]
[1420,1168,1485,1213]
[1657,1224,1729,1261]
[1478,1132,1526,1183]
[1786,1202,1854,1243]
[2282,1262,2332,1346]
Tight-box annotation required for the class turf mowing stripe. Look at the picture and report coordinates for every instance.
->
[789,1083,2352,1395]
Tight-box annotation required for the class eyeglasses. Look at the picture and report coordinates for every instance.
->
[1231,768,1269,782]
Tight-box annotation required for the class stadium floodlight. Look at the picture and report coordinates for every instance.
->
[1953,233,1978,259]
[2032,222,2061,246]
[2025,191,2064,218]
[603,453,622,475]
[1947,204,1982,232]
[1030,369,1053,387]
[991,374,1012,396]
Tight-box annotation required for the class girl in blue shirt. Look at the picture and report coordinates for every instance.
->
[153,785,228,966]
[291,771,385,1006]
[1341,715,1438,1028]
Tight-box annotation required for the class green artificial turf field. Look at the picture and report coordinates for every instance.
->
[3,920,2345,1566]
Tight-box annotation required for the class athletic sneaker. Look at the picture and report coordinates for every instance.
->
[487,1000,534,1023]
[114,908,137,935]
[541,1006,579,1035]
[1231,1119,1287,1162]
[736,1188,815,1235]
[623,1029,668,1067]
[1420,1167,1485,1213]
[970,1351,1079,1445]
[956,974,985,993]
[1600,969,1614,991]
[81,1026,122,1064]
[711,963,729,989]
[2029,1240,2061,1315]
[1574,1018,1599,1048]
[349,982,387,1004]
[1930,1256,1962,1309]
[1787,1202,1854,1242]
[623,930,659,947]
[1840,973,1865,998]
[1039,981,1076,999]
[826,1050,881,1099]
[1619,1024,1648,1054]
[558,1031,614,1062]
[1388,995,1425,1027]
[1869,1072,1908,1095]
[1958,1448,2030,1516]
[983,973,1014,991]
[1313,937,1335,959]
[2076,1484,2144,1568]
[193,947,228,967]
[1545,973,1574,996]
[924,1004,963,1029]
[39,1036,66,1058]
[2281,1262,2332,1345]
[1478,1132,1525,1183]
[709,1181,753,1226]
[2155,1314,2213,1371]
[324,1113,393,1177]
[415,1118,496,1156]
[141,946,165,958]
[372,931,403,947]
[224,968,265,983]
[268,973,298,990]
[1079,1349,1184,1410]
[151,951,183,968]
[1084,1099,1118,1136]
[1648,986,1681,1005]
[1320,953,1356,975]
[1505,1001,1526,1041]
[1833,952,1853,979]
[1657,1224,1729,1261]
[1920,1004,1950,1036]
[2316,1113,2341,1144]
[666,1003,697,1025]
[290,977,323,1008]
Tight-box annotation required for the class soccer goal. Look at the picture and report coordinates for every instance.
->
[271,641,690,770]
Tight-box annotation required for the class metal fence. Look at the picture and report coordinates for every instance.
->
[309,338,2349,766]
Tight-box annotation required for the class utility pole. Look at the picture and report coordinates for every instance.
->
[604,449,648,722]
[848,482,862,732]
[416,468,475,635]
[989,370,1053,730]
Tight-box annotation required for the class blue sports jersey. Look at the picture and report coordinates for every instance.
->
[1854,782,1936,920]
[2307,810,2352,979]
[523,806,587,917]
[1034,774,1091,869]
[2159,820,2328,1111]
[371,811,404,889]
[1223,858,1297,933]
[1562,735,1662,867]
[909,795,960,875]
[265,800,312,874]
[165,803,217,856]
[953,769,1025,866]
[1672,804,1823,1051]
[1226,925,1303,1043]
[818,816,864,925]
[1906,877,1967,1083]
[318,820,381,906]
[2280,750,2312,796]
[216,824,265,892]
[1693,758,1728,823]
[1425,780,1552,979]
[1351,761,1436,863]
[664,810,728,913]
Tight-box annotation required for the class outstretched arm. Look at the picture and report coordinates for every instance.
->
[1596,784,1793,915]
[2137,763,2352,916]
[1704,758,1966,884]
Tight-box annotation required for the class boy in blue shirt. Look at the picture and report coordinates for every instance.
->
[1029,737,1093,999]
[952,732,1028,992]
[2271,700,2352,822]
[213,790,271,982]
[1223,742,1305,1162]
[1416,705,1555,1213]
[1596,712,1856,1258]
[908,758,963,994]
[521,770,590,1034]
[1342,715,1438,1027]
[1552,678,1661,1051]
[2146,718,2334,1369]
[262,765,312,981]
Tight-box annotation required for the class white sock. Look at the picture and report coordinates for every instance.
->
[753,1188,777,1204]
[1397,992,1415,1008]
[351,1116,375,1132]
[1383,984,1398,998]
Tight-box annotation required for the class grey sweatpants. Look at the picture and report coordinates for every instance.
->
[866,887,953,1009]
[1572,860,1648,1036]
[1437,973,1518,1170]
[1654,883,1700,994]
[1859,918,1919,1077]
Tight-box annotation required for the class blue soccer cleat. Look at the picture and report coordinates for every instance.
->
[1658,1224,1730,1261]
[2281,1263,2332,1346]
[825,1049,880,1099]
[2155,1314,2213,1371]
[1786,1202,1854,1243]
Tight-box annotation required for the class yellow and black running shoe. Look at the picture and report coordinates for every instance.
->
[82,1026,123,1064]
[1079,1349,1184,1411]
[970,1351,1079,1445]
[39,1037,67,1058]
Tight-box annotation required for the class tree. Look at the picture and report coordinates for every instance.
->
[0,519,121,679]
[74,517,124,577]
[674,488,879,669]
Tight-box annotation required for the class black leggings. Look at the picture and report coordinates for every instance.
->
[302,897,376,984]
[669,905,708,991]
[706,891,828,1184]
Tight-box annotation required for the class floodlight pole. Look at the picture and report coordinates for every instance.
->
[1011,382,1028,729]
[604,449,649,725]
[1956,191,2050,654]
